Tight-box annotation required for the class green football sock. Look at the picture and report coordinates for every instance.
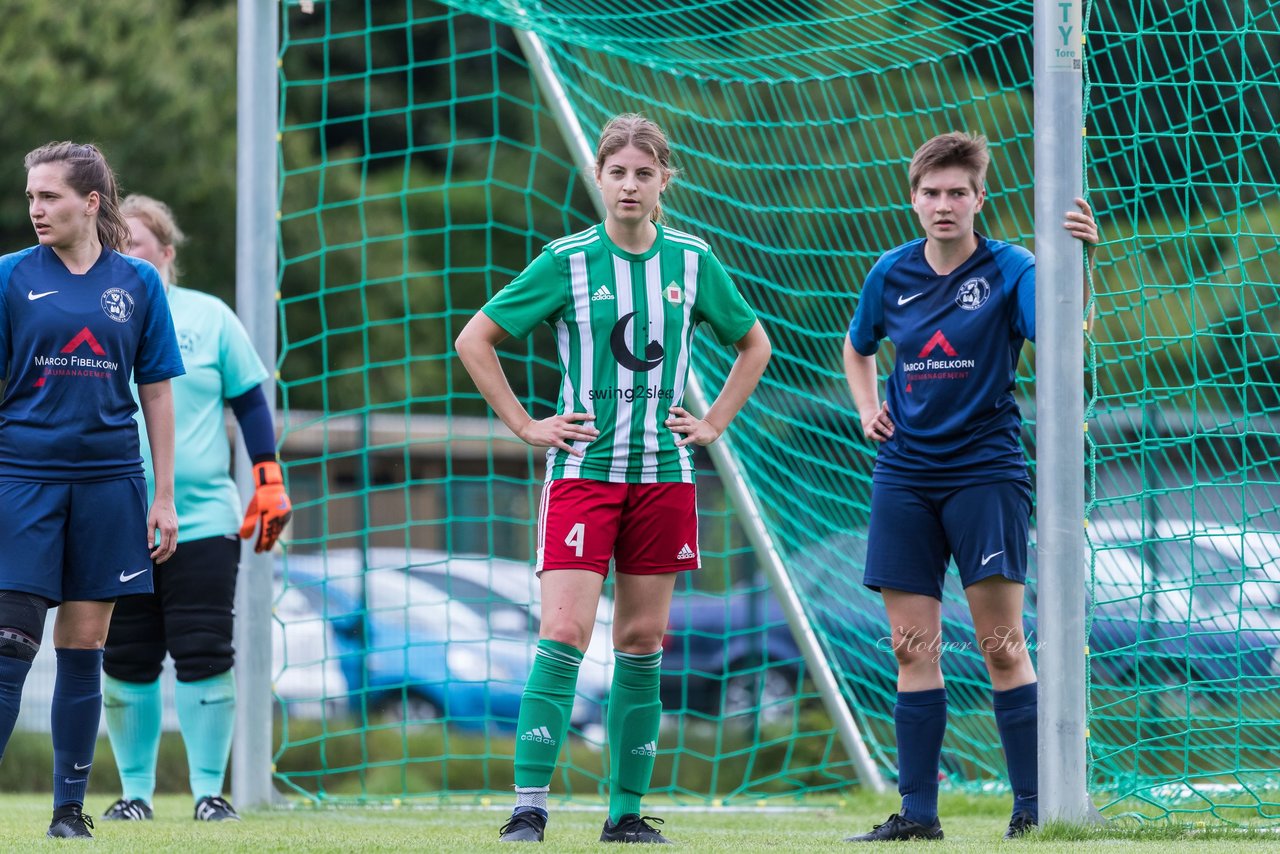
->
[103,675,162,805]
[175,670,236,800]
[513,639,583,790]
[607,649,663,822]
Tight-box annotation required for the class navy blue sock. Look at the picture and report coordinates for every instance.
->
[894,687,947,825]
[993,682,1038,821]
[0,655,34,761]
[51,648,103,808]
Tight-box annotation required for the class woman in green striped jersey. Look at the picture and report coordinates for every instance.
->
[457,113,771,844]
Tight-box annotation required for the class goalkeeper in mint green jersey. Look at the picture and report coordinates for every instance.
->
[97,195,290,826]
[457,113,771,844]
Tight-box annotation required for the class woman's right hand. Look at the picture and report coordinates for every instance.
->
[861,401,895,443]
[518,413,599,456]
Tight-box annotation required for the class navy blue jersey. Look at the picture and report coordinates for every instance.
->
[848,235,1035,486]
[0,245,185,481]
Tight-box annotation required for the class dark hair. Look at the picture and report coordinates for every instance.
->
[121,194,186,281]
[24,141,129,252]
[594,113,676,223]
[908,132,990,194]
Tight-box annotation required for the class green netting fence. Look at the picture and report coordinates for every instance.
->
[1083,0,1280,820]
[268,0,1280,821]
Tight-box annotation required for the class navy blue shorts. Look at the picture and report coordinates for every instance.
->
[863,479,1032,600]
[0,477,153,604]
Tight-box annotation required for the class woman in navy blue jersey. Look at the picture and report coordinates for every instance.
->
[841,133,1096,843]
[0,142,184,840]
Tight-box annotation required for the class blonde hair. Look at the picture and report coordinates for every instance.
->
[24,141,129,251]
[594,113,676,223]
[908,132,990,194]
[121,194,187,281]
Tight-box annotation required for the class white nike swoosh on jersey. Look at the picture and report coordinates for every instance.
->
[74,762,92,771]
[981,551,1005,566]
[28,290,58,300]
[119,568,150,582]
[897,293,924,306]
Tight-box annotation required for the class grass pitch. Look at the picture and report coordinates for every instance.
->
[3,791,1278,851]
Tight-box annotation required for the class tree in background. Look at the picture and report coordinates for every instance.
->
[3,2,1271,414]
[0,1,238,304]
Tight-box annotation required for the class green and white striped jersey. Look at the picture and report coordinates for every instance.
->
[482,223,757,483]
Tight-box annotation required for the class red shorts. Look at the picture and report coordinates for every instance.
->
[536,479,700,576]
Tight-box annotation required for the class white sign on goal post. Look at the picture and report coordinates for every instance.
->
[1034,0,1103,826]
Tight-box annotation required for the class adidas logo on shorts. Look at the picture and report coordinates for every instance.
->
[591,284,615,301]
[630,740,658,757]
[520,725,556,745]
[676,543,696,560]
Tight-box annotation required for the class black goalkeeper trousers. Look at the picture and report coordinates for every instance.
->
[102,535,240,684]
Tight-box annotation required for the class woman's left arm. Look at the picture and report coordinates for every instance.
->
[138,379,178,563]
[666,320,772,447]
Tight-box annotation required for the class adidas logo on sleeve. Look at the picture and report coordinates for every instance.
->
[676,543,696,560]
[590,284,615,301]
[520,725,556,745]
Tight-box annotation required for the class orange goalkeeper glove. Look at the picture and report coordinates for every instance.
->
[240,460,292,552]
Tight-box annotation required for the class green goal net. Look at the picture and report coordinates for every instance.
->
[269,0,1280,821]
[1083,1,1280,821]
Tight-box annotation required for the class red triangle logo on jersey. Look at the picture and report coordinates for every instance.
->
[918,329,957,358]
[61,327,107,356]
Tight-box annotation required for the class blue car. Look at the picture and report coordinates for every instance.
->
[279,553,537,730]
[661,586,806,722]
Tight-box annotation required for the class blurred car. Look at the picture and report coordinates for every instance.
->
[661,586,804,723]
[663,522,1280,722]
[272,582,352,720]
[18,580,349,735]
[818,526,1280,690]
[277,549,612,733]
[1076,519,1280,686]
[397,549,614,712]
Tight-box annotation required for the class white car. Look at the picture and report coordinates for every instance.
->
[1082,517,1280,630]
[272,583,352,719]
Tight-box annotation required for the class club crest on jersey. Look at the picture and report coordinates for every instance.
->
[101,288,135,323]
[955,277,990,311]
[665,282,683,305]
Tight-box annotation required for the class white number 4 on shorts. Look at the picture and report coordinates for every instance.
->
[564,522,585,557]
